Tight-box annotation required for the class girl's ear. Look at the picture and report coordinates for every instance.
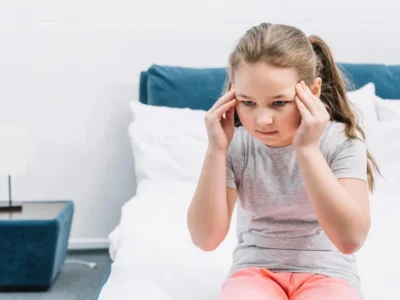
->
[311,77,322,97]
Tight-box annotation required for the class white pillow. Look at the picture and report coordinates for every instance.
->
[384,100,400,115]
[128,101,208,184]
[373,96,400,121]
[347,83,379,130]
[365,120,400,194]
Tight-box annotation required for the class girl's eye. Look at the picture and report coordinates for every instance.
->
[243,101,256,106]
[273,101,288,107]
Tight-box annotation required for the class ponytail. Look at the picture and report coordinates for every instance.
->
[309,35,381,192]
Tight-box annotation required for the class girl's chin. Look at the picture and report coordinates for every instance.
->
[258,134,295,148]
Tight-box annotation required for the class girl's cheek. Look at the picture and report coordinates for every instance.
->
[235,104,243,114]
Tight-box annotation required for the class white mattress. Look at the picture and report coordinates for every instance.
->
[98,179,400,300]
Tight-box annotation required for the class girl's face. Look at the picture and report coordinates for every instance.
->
[233,62,313,148]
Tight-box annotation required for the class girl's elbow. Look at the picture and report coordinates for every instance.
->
[196,241,220,252]
[338,230,370,255]
[191,235,223,252]
[339,219,371,255]
[338,241,363,255]
[189,227,228,252]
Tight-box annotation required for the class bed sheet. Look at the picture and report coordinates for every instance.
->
[98,179,400,300]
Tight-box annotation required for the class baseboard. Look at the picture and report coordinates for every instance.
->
[68,238,110,250]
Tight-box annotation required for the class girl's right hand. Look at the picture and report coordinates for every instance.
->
[204,88,237,151]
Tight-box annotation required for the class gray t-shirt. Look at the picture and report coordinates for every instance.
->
[226,121,368,291]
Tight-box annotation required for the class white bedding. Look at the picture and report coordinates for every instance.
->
[99,90,400,299]
[99,180,236,300]
[98,179,400,300]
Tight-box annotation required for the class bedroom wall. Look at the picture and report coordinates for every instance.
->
[1,0,400,249]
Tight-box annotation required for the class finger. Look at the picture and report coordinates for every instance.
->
[301,81,320,109]
[214,99,237,119]
[299,83,330,122]
[301,81,315,98]
[295,95,312,119]
[209,88,236,113]
[301,81,325,110]
[317,99,330,115]
[222,106,235,129]
[224,104,235,123]
[296,82,317,115]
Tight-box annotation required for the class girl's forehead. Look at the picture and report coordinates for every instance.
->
[234,70,298,101]
[233,62,300,90]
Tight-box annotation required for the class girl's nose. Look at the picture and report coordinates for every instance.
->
[256,110,273,126]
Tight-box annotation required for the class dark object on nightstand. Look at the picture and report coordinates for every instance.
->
[0,200,74,291]
[0,175,22,212]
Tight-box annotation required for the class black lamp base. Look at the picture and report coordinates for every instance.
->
[0,202,23,212]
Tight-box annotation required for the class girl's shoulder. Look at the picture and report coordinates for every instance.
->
[321,121,347,142]
[320,121,366,161]
[321,121,364,143]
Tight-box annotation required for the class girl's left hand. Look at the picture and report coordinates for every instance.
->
[293,80,330,150]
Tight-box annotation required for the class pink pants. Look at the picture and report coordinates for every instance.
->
[218,267,362,300]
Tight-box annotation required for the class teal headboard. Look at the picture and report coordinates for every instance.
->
[139,63,400,110]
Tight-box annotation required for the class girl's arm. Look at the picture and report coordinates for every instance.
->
[293,81,370,255]
[187,146,237,252]
[296,146,370,254]
[187,87,238,252]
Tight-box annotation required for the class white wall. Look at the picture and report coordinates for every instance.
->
[1,0,400,249]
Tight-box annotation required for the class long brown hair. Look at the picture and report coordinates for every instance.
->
[224,23,380,192]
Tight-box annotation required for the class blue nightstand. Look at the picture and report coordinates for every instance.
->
[0,200,74,291]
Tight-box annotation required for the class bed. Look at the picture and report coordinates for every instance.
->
[97,63,400,300]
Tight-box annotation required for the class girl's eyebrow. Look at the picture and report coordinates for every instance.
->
[235,93,253,100]
[236,93,292,100]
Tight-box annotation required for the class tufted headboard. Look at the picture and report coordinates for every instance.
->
[139,64,400,110]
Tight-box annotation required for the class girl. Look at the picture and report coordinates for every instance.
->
[187,23,380,299]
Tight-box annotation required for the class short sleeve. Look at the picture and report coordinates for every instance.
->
[330,137,368,182]
[226,148,237,189]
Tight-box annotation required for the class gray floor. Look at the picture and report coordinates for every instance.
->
[0,249,112,300]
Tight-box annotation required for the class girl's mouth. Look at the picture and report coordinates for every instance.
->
[256,130,278,136]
